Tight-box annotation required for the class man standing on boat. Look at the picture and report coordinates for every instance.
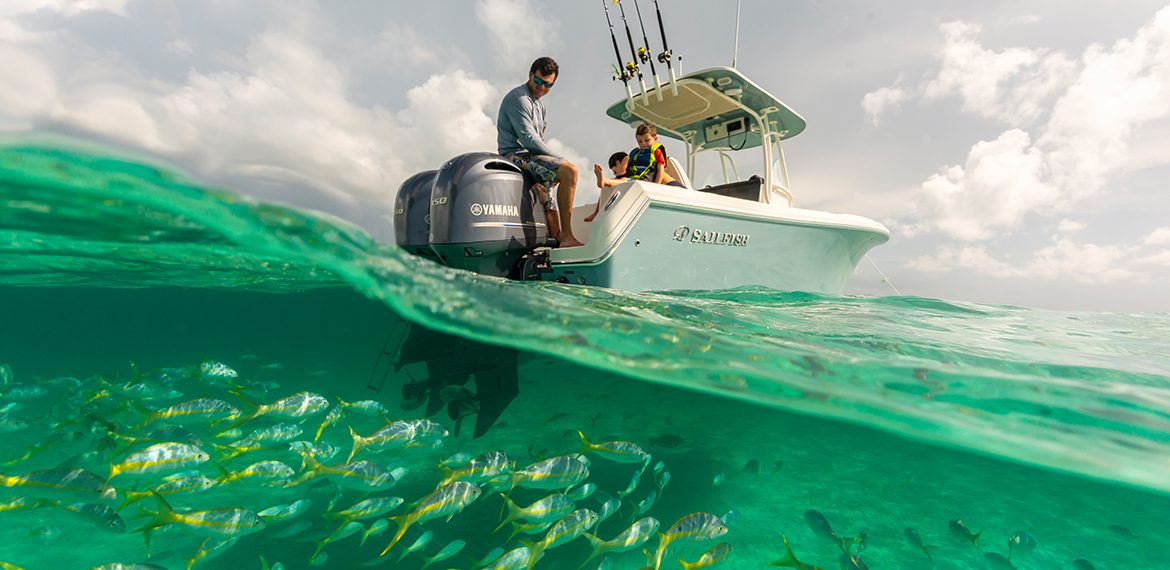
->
[497,57,584,248]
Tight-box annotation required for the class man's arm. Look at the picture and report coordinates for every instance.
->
[510,98,562,158]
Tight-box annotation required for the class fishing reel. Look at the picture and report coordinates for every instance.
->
[638,47,650,63]
[625,61,639,78]
[658,49,672,64]
[610,64,632,82]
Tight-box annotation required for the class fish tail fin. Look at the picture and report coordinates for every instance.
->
[842,535,863,554]
[435,464,455,489]
[211,461,233,486]
[519,540,547,570]
[116,490,146,511]
[348,426,366,462]
[578,533,605,569]
[310,539,327,563]
[973,530,983,551]
[924,545,939,565]
[652,533,672,570]
[284,450,320,488]
[765,534,800,568]
[578,431,593,456]
[260,556,272,570]
[493,494,521,533]
[678,558,698,570]
[134,493,177,551]
[183,555,196,570]
[380,513,416,557]
[126,401,156,432]
[226,391,261,429]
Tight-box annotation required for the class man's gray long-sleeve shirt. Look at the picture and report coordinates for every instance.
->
[497,84,562,159]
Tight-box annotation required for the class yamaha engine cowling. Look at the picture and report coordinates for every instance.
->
[427,152,554,276]
[393,170,439,257]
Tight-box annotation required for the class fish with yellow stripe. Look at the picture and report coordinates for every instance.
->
[519,509,599,570]
[227,391,329,429]
[109,443,209,479]
[128,399,239,432]
[650,513,728,570]
[679,542,732,570]
[0,468,116,502]
[380,481,482,555]
[510,455,589,492]
[437,450,510,488]
[495,493,576,533]
[134,494,267,549]
[578,432,650,464]
[580,517,660,567]
[285,450,397,492]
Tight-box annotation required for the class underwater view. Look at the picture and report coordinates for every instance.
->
[2,139,1170,570]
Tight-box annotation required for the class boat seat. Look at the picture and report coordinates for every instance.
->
[666,157,692,190]
[697,177,762,202]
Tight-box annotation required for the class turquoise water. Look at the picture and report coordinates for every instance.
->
[1,137,1168,570]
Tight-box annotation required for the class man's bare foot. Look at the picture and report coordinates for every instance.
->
[593,163,605,189]
[559,234,585,248]
[583,205,598,223]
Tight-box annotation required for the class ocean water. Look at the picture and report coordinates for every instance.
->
[1,137,1169,570]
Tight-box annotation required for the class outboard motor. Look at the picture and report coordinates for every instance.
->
[428,152,555,277]
[393,170,439,258]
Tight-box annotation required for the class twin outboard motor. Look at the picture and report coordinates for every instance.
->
[394,152,555,277]
[393,170,439,258]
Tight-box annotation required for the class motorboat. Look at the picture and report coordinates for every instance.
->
[393,65,889,294]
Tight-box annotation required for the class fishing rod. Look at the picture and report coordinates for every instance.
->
[631,0,663,101]
[651,0,678,96]
[602,0,635,105]
[615,0,650,105]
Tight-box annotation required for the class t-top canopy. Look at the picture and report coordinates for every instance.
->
[605,67,806,152]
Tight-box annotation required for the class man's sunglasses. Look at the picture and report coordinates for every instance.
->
[532,75,555,88]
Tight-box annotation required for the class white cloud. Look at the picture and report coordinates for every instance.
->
[475,0,558,76]
[862,73,907,125]
[906,129,1054,240]
[0,0,129,18]
[1144,227,1170,245]
[166,40,193,55]
[1057,219,1085,232]
[906,238,1138,283]
[898,8,1170,241]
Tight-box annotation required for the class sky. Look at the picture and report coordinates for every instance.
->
[1,0,1169,312]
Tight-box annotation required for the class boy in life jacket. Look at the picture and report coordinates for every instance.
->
[585,124,684,222]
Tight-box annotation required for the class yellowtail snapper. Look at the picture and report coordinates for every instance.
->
[578,432,650,463]
[135,494,266,549]
[437,450,510,488]
[510,455,590,491]
[109,443,209,479]
[680,542,732,570]
[257,499,312,523]
[765,534,824,570]
[380,481,481,555]
[183,537,238,570]
[285,450,397,492]
[804,510,862,554]
[496,492,576,532]
[518,509,600,570]
[949,518,982,550]
[904,527,938,565]
[420,539,466,570]
[581,517,660,567]
[652,513,728,570]
[0,468,116,502]
[398,529,434,562]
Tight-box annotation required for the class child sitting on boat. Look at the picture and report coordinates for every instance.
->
[585,124,684,222]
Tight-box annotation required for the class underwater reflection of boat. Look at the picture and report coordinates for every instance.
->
[367,317,519,440]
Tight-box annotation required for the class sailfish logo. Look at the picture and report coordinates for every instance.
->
[673,226,690,241]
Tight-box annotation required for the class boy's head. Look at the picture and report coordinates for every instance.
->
[608,152,629,176]
[635,123,658,150]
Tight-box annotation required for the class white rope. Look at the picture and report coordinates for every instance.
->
[865,254,901,296]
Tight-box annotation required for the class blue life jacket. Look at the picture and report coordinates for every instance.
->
[628,144,667,180]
